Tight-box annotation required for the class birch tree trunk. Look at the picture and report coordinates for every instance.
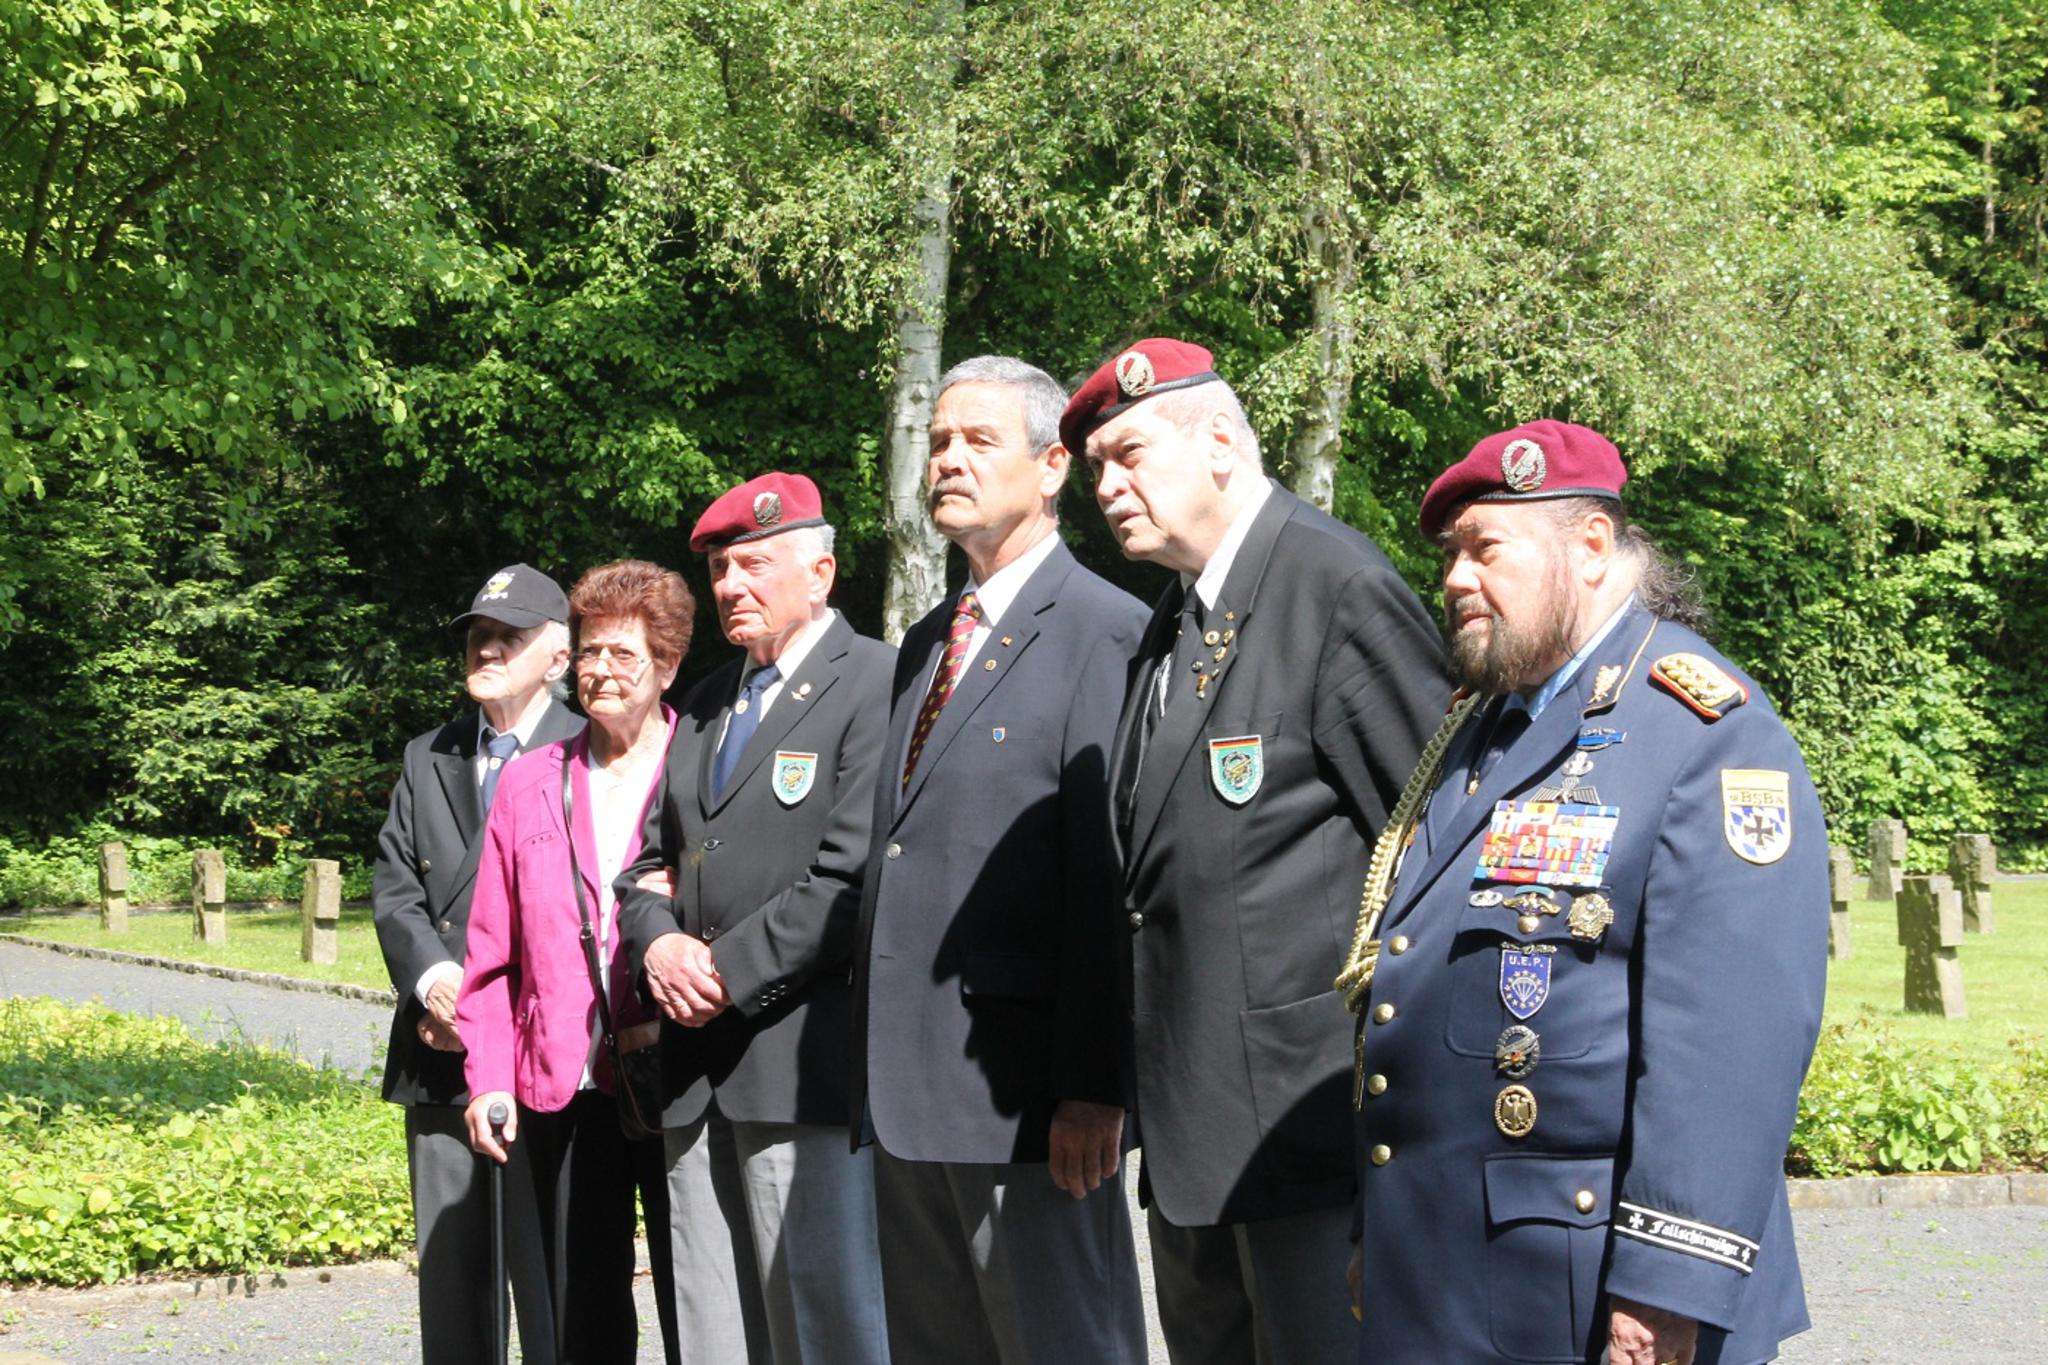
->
[880,0,963,644]
[1286,121,1358,515]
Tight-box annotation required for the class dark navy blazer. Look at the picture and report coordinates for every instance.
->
[1353,604,1827,1364]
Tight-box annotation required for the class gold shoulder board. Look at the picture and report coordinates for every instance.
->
[1649,652,1748,721]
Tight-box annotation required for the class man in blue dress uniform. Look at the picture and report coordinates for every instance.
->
[1338,421,1829,1364]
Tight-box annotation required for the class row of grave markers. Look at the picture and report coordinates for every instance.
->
[1827,823,1999,1020]
[92,841,345,966]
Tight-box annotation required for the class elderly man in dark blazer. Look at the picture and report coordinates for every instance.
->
[1066,339,1448,1364]
[852,355,1149,1364]
[374,563,581,1365]
[615,473,894,1365]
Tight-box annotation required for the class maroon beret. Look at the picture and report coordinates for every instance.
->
[690,472,828,553]
[1419,420,1627,537]
[1059,338,1223,456]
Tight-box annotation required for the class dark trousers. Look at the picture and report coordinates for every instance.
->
[520,1089,679,1365]
[406,1103,556,1365]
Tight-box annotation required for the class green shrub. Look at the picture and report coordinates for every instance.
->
[0,828,372,911]
[0,997,408,1285]
[1790,1015,2048,1177]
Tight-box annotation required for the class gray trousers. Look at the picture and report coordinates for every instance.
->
[405,1103,555,1365]
[664,1107,889,1365]
[1149,1201,1358,1365]
[873,1146,1146,1365]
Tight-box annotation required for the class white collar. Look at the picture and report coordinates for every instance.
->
[477,693,552,750]
[964,527,1062,627]
[1181,477,1275,611]
[740,609,836,690]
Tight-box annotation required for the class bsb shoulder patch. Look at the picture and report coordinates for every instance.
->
[1650,652,1748,721]
[1722,769,1791,864]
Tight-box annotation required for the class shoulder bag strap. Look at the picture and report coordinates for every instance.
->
[561,750,619,1047]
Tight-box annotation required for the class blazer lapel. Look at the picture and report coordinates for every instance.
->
[1387,610,1663,924]
[886,612,948,825]
[1124,487,1293,862]
[432,717,484,848]
[897,545,1072,819]
[707,616,853,816]
[1109,584,1185,863]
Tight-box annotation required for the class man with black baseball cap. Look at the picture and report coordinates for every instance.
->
[374,562,582,1363]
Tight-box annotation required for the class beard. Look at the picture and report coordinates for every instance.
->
[1442,551,1580,697]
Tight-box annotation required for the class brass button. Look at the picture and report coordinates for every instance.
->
[1574,1189,1596,1215]
[1365,1073,1388,1097]
[1129,912,1145,930]
[1370,1144,1392,1166]
[1517,914,1541,935]
[420,859,433,873]
[1372,1003,1397,1024]
[1389,935,1410,955]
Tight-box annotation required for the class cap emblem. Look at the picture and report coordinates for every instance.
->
[1500,438,1547,493]
[1115,350,1156,399]
[752,492,783,529]
[481,571,515,601]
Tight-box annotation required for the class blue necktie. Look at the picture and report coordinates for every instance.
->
[480,728,522,814]
[712,663,781,799]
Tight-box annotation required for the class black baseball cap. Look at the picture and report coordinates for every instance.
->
[447,563,570,633]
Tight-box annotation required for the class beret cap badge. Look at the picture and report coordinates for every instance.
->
[1115,351,1157,399]
[1500,438,1548,493]
[752,491,783,529]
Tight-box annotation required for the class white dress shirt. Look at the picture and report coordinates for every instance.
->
[717,608,839,750]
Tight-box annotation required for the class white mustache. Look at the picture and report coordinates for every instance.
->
[1104,496,1144,522]
[929,477,975,504]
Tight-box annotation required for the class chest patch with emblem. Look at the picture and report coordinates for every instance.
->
[772,751,818,806]
[1475,800,1620,888]
[1499,949,1552,1020]
[1208,735,1264,805]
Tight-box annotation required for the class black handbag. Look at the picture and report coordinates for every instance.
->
[561,751,665,1143]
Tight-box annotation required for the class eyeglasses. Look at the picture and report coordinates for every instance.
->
[573,643,645,675]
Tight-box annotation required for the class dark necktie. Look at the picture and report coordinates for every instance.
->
[1469,702,1531,794]
[712,663,781,799]
[480,729,522,814]
[1124,588,1204,821]
[902,590,981,787]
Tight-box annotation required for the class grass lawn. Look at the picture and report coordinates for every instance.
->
[1823,879,2048,1069]
[0,904,394,992]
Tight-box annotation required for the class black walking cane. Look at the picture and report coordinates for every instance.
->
[487,1100,510,1365]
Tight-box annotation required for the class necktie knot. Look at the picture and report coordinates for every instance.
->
[484,729,521,761]
[743,662,781,698]
[954,591,981,627]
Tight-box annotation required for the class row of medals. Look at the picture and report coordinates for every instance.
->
[1471,744,1614,1141]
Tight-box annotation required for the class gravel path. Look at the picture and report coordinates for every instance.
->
[2,939,2044,1362]
[0,940,389,1076]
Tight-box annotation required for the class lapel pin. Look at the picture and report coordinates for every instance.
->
[992,727,1006,743]
[1000,636,1013,647]
[797,682,812,698]
[983,659,997,671]
[1204,629,1221,647]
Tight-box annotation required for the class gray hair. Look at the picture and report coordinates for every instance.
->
[1152,383,1263,468]
[935,355,1068,456]
[1543,498,1710,634]
[788,523,837,559]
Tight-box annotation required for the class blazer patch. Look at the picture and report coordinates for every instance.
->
[772,751,818,806]
[1208,735,1264,806]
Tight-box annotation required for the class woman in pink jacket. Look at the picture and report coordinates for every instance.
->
[459,559,690,1365]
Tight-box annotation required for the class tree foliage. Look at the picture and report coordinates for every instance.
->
[0,0,2043,869]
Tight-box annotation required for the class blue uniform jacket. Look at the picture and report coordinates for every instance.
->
[1353,604,1827,1364]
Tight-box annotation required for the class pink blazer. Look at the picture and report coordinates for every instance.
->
[458,708,675,1114]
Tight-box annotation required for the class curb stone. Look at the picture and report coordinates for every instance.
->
[1786,1172,2048,1209]
[0,934,394,1005]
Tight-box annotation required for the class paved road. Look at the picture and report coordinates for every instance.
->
[3,940,2043,1362]
[0,940,389,1076]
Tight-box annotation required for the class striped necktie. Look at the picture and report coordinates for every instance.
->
[902,590,981,786]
